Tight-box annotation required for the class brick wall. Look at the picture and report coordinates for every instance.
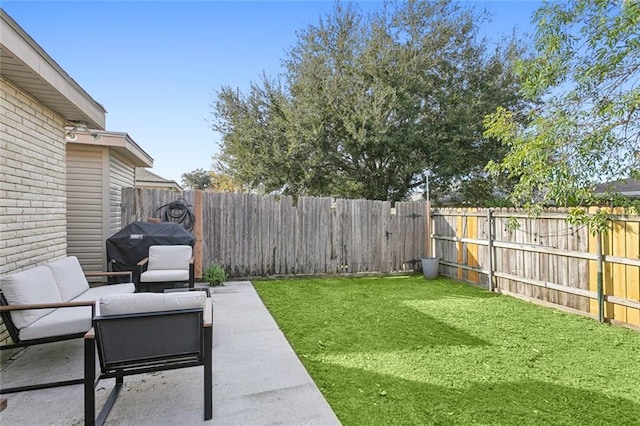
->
[0,76,68,348]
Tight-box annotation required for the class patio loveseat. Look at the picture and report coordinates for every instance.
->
[0,256,135,394]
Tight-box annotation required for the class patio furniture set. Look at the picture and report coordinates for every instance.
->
[0,245,210,425]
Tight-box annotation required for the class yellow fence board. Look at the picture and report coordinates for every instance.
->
[587,229,598,315]
[612,219,627,322]
[468,210,479,283]
[626,221,640,327]
[428,206,639,329]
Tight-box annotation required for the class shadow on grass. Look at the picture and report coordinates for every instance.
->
[316,363,640,425]
[255,276,640,425]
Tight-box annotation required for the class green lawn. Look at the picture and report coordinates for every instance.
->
[253,275,640,425]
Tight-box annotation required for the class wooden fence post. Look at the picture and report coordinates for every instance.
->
[194,190,203,279]
[596,228,604,323]
[488,209,494,292]
[425,201,431,258]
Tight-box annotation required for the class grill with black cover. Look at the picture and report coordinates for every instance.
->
[106,221,194,283]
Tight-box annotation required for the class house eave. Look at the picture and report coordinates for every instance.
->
[70,130,154,168]
[0,9,106,129]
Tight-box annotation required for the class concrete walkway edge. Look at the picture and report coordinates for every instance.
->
[211,281,341,425]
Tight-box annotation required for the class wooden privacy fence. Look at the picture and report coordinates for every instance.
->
[121,188,427,277]
[432,208,640,328]
[120,189,640,329]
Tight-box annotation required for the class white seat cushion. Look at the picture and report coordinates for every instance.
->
[46,256,90,301]
[140,269,189,283]
[147,245,192,271]
[1,265,63,330]
[72,283,135,315]
[19,305,92,341]
[19,283,136,341]
[99,292,206,316]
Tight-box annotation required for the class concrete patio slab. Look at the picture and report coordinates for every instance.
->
[0,281,341,425]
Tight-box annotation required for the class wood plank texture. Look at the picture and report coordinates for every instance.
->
[122,190,640,328]
[122,189,428,276]
[431,207,640,327]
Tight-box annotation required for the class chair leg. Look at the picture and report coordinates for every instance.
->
[189,263,195,288]
[204,327,213,420]
[96,376,123,426]
[84,336,96,426]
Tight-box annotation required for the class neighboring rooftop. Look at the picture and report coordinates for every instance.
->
[594,178,640,196]
[135,167,182,191]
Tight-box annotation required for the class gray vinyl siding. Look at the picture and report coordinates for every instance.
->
[66,144,105,272]
[109,152,134,238]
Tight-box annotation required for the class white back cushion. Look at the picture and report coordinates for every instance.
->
[99,292,206,316]
[46,256,90,301]
[1,265,63,329]
[148,245,192,271]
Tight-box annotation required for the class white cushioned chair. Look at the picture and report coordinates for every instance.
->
[136,245,194,292]
[84,292,212,425]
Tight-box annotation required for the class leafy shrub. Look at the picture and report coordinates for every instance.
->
[203,264,227,286]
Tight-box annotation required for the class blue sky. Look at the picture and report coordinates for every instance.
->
[3,1,541,185]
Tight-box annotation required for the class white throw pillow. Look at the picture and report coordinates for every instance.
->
[147,245,192,271]
[46,256,90,301]
[99,292,206,316]
[1,265,63,330]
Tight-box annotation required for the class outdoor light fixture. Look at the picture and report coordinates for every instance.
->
[64,120,89,141]
[65,126,77,141]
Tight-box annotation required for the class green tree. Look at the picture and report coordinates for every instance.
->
[181,168,212,190]
[209,171,243,192]
[212,0,525,202]
[485,0,640,222]
[213,76,296,194]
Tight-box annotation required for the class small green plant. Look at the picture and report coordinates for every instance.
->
[203,263,227,286]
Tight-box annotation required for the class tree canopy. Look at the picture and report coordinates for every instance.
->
[180,168,241,192]
[211,0,525,203]
[181,168,212,190]
[209,171,242,192]
[484,0,640,217]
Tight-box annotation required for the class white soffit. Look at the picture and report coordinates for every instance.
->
[0,9,106,129]
[71,130,154,168]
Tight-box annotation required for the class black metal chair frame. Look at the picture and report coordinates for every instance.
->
[0,271,132,395]
[84,301,212,426]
